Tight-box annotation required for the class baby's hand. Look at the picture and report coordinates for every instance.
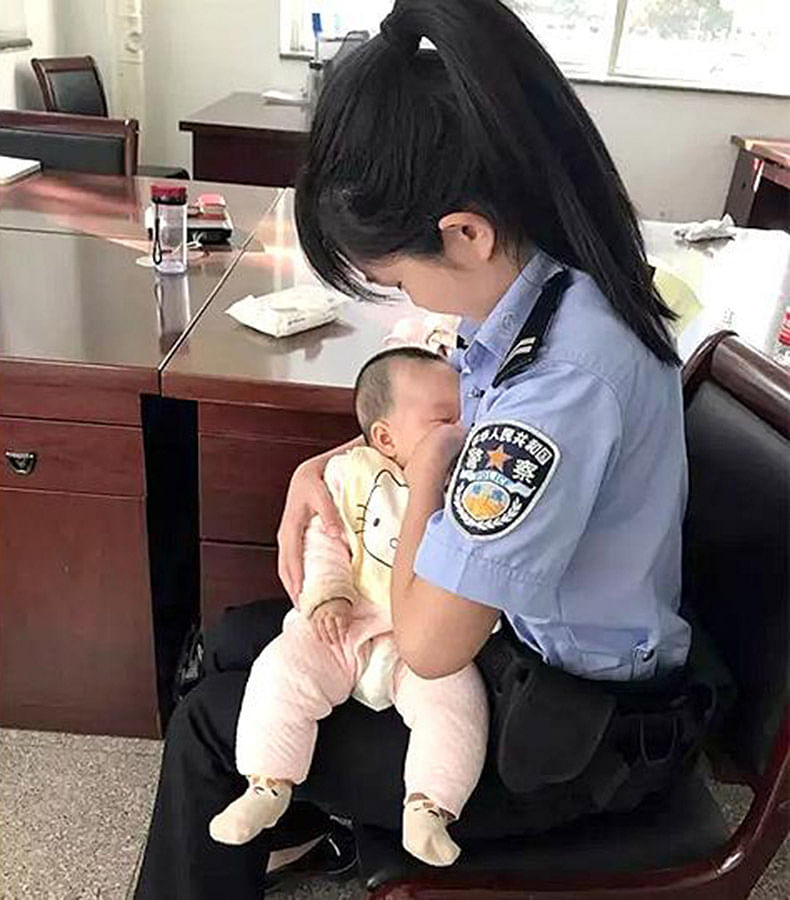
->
[312,598,352,645]
[405,422,466,488]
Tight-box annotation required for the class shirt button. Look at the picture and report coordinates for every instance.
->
[500,312,516,332]
[467,387,484,398]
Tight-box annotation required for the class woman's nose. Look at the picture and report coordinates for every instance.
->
[389,537,399,550]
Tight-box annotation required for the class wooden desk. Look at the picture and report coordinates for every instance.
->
[180,92,310,188]
[163,191,408,628]
[0,179,280,737]
[0,170,276,245]
[725,136,790,230]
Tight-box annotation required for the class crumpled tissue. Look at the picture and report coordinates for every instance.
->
[675,214,736,243]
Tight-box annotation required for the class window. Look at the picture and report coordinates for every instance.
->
[280,0,790,95]
[0,0,31,51]
[281,1,390,58]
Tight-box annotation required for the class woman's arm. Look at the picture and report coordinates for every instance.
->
[392,426,499,679]
[277,435,364,600]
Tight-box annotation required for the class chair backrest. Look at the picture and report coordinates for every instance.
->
[0,110,138,177]
[31,55,108,117]
[682,333,789,778]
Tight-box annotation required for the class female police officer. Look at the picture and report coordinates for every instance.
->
[136,2,691,896]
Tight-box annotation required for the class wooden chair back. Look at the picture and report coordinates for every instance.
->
[31,55,109,117]
[0,110,138,177]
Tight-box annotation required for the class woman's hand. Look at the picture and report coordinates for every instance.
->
[404,423,467,489]
[277,455,343,602]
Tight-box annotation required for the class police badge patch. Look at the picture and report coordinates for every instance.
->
[449,420,559,540]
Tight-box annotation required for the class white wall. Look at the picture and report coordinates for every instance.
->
[0,0,57,109]
[53,0,116,110]
[67,1,790,220]
[0,0,116,111]
[575,82,790,221]
[142,0,304,170]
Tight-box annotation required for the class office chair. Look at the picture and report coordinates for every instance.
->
[31,55,188,180]
[0,109,138,176]
[31,55,108,117]
[358,332,789,899]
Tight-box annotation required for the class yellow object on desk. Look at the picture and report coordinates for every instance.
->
[650,257,702,336]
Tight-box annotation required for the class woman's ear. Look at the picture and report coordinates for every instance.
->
[437,211,497,266]
[369,420,397,459]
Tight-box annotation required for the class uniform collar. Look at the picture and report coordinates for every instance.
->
[459,249,563,364]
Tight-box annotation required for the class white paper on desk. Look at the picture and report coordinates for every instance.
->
[262,89,308,106]
[0,154,40,185]
[225,285,345,338]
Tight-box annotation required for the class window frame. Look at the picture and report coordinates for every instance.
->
[278,0,790,99]
[0,0,31,52]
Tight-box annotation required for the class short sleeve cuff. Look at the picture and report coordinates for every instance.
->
[414,521,556,620]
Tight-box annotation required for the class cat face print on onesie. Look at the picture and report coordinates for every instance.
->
[358,469,409,568]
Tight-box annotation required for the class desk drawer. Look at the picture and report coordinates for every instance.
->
[0,486,158,736]
[201,541,285,630]
[200,434,331,544]
[0,360,155,426]
[0,417,144,497]
[199,403,357,443]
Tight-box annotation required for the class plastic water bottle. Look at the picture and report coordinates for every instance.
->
[312,12,322,60]
[772,308,790,367]
[151,184,188,275]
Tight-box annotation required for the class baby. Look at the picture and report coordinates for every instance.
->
[209,347,488,867]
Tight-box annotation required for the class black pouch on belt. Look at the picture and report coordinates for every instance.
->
[477,626,616,795]
[476,622,719,808]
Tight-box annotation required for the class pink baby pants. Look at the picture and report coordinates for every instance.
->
[235,608,488,818]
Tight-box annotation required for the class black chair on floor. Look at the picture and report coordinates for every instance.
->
[0,109,138,176]
[358,332,789,900]
[31,55,189,180]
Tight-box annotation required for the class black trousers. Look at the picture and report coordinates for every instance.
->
[135,599,594,899]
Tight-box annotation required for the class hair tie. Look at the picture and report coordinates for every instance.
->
[380,10,420,57]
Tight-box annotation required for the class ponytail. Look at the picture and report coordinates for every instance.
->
[296,0,680,365]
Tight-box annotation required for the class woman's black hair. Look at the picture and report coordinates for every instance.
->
[295,0,680,365]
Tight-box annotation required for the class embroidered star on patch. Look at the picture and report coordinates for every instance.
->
[448,420,560,540]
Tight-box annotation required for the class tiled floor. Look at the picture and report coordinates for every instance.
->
[0,728,786,898]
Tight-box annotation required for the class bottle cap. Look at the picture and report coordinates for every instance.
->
[151,184,187,205]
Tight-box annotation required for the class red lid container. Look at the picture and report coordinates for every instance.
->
[778,309,790,347]
[151,183,187,205]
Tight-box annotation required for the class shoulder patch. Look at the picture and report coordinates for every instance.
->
[448,420,559,540]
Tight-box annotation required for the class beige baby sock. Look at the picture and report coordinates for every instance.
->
[209,777,293,845]
[402,796,461,867]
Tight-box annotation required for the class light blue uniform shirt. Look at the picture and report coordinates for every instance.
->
[414,250,691,680]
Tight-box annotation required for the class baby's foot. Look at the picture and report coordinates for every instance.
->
[209,778,293,845]
[402,796,460,866]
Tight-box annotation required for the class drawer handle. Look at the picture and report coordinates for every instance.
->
[4,450,37,476]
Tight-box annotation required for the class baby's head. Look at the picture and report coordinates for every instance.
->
[354,348,460,469]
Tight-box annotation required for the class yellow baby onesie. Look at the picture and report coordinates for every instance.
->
[306,446,409,710]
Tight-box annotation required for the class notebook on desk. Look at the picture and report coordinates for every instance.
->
[0,155,41,185]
